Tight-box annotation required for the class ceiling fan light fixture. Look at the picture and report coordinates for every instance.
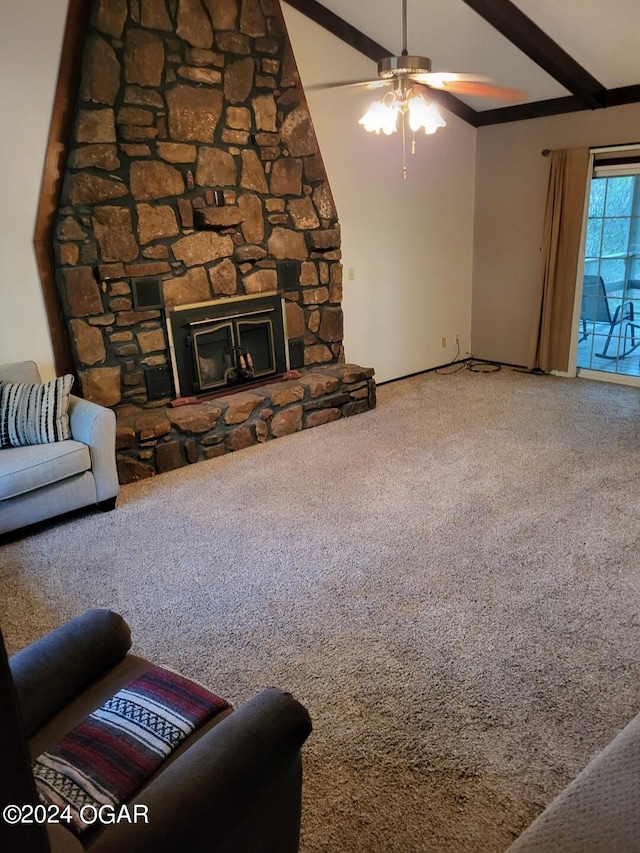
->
[359,96,399,135]
[321,0,520,177]
[407,93,446,134]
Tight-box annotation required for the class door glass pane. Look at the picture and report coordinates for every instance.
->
[589,178,606,216]
[577,172,640,378]
[630,216,640,254]
[601,218,629,256]
[604,176,634,216]
[586,218,602,257]
[599,258,625,284]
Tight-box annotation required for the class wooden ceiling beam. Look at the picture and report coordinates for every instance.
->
[459,0,606,109]
[284,0,640,126]
[282,0,479,126]
[605,85,640,109]
[282,0,389,63]
[477,84,640,126]
[475,95,590,126]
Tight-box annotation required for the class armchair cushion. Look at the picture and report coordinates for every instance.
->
[0,375,74,448]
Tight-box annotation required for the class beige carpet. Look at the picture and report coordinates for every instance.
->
[2,366,640,851]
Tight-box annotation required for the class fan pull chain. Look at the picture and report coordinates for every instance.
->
[402,109,407,179]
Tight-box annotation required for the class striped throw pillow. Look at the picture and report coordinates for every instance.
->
[0,375,74,448]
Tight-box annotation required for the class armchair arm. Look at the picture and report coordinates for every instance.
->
[90,687,313,853]
[10,610,131,738]
[0,630,50,853]
[68,396,119,503]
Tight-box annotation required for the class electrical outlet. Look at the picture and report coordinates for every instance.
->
[441,336,447,348]
[455,334,460,346]
[348,267,355,280]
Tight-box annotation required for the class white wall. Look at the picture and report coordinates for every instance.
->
[0,0,69,379]
[282,4,477,383]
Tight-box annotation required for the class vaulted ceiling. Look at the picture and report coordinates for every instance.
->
[283,0,640,126]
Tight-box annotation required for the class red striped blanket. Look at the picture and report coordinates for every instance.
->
[32,665,230,833]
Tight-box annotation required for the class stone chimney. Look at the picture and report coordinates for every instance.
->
[51,0,364,482]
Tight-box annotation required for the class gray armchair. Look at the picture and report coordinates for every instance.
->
[1,609,312,852]
[0,361,119,535]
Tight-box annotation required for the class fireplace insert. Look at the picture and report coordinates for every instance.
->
[167,292,289,398]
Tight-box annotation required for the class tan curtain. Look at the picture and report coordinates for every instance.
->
[528,147,590,372]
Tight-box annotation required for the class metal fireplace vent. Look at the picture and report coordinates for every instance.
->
[131,276,164,311]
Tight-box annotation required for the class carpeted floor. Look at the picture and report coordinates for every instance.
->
[2,366,640,851]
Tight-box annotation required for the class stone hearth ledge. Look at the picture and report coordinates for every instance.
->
[115,364,375,483]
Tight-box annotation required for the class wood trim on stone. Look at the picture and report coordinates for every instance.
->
[33,0,90,379]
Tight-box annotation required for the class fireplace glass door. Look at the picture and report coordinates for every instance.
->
[191,316,277,391]
[192,322,235,390]
[236,319,276,377]
[168,292,289,398]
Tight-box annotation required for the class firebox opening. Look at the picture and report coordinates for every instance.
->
[167,292,290,399]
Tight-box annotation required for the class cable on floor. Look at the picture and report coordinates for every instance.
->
[466,360,501,373]
[435,342,501,375]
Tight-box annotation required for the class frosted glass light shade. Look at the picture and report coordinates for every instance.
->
[407,94,446,134]
[359,99,399,135]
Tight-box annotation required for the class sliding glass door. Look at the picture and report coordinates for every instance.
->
[577,162,640,379]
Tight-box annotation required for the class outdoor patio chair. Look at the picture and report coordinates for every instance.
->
[580,275,637,357]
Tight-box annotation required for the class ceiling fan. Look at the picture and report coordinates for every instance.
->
[309,0,524,177]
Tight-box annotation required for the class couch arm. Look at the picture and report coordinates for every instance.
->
[89,687,313,853]
[10,610,131,738]
[68,396,119,503]
[508,711,640,852]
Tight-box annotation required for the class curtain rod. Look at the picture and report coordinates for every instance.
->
[589,142,640,154]
[541,142,640,157]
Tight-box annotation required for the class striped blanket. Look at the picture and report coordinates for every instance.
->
[32,665,230,833]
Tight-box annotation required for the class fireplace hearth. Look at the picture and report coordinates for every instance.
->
[167,293,289,399]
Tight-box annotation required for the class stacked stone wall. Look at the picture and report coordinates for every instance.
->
[52,0,370,480]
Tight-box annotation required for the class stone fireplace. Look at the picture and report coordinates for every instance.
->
[52,0,375,483]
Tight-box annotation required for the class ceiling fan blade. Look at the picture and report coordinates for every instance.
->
[305,79,390,92]
[435,81,526,101]
[412,72,492,86]
[414,78,525,102]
